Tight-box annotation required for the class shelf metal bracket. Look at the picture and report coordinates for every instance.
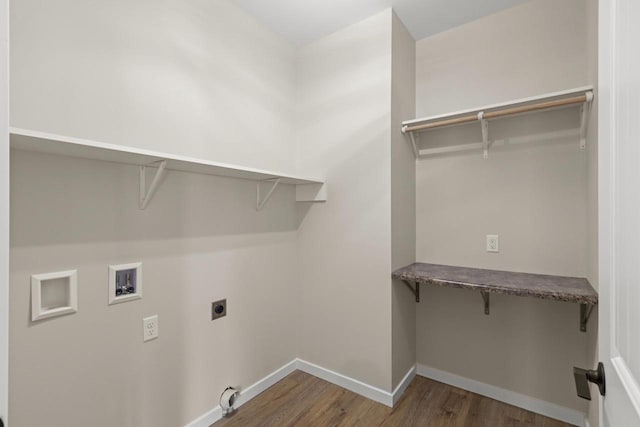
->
[402,280,420,302]
[478,112,490,159]
[256,178,281,211]
[579,92,594,149]
[403,126,419,159]
[481,291,490,315]
[139,160,168,210]
[580,303,595,332]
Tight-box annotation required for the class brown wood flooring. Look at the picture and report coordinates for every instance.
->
[212,370,575,427]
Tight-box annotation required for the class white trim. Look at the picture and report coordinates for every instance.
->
[296,359,395,407]
[184,360,297,427]
[185,359,415,427]
[392,365,416,406]
[611,356,640,417]
[416,364,586,427]
[186,359,589,427]
[234,359,297,409]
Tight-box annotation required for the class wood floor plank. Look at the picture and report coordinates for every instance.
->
[212,371,577,427]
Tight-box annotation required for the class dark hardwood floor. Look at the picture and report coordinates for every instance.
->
[212,370,575,427]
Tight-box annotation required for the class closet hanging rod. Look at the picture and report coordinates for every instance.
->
[403,92,592,134]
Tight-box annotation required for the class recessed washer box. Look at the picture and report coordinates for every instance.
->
[31,270,78,321]
[109,262,142,305]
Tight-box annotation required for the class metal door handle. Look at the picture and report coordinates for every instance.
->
[573,362,606,400]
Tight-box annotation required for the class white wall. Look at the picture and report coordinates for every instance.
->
[390,13,416,390]
[414,0,593,412]
[296,10,394,391]
[9,0,302,425]
[0,0,8,422]
[11,0,296,174]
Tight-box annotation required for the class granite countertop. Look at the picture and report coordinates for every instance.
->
[392,263,598,305]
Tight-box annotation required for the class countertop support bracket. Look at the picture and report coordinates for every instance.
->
[402,280,420,302]
[139,160,168,210]
[580,303,594,332]
[481,291,490,315]
[256,178,281,211]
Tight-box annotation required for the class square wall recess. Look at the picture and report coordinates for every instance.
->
[109,262,142,305]
[31,270,78,321]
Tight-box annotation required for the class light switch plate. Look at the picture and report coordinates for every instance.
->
[143,315,159,342]
[486,235,499,253]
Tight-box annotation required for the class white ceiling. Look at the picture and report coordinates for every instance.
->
[231,0,530,46]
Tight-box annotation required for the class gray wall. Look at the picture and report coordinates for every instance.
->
[295,10,394,391]
[391,13,416,390]
[414,0,594,412]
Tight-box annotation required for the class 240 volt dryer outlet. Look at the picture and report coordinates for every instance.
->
[212,299,227,320]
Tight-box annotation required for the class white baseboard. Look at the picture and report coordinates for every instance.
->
[416,364,587,427]
[296,359,393,406]
[392,365,416,406]
[184,359,298,427]
[296,359,414,407]
[185,359,416,426]
[188,359,586,427]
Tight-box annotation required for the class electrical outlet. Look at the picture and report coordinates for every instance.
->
[143,315,159,342]
[486,235,499,252]
[212,299,227,320]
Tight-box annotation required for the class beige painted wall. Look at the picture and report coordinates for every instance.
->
[9,0,302,425]
[390,13,416,390]
[11,0,296,173]
[296,10,394,391]
[415,0,593,412]
[10,150,300,427]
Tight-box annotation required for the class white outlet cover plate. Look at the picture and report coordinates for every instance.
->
[486,235,500,252]
[143,315,159,342]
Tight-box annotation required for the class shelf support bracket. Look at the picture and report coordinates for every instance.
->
[256,178,281,211]
[579,92,594,149]
[481,291,490,315]
[402,280,420,303]
[403,126,419,159]
[139,160,168,210]
[478,112,490,159]
[580,303,594,332]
